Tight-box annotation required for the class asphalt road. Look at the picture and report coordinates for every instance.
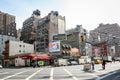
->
[100,70,120,80]
[0,62,120,80]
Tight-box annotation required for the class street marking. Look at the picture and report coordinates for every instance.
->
[113,75,120,80]
[86,73,100,80]
[64,68,78,80]
[49,68,54,80]
[1,69,30,80]
[25,69,43,80]
[96,71,117,80]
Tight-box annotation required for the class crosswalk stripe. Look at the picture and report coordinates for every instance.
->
[25,69,43,80]
[2,69,30,80]
[64,68,78,80]
[49,68,54,80]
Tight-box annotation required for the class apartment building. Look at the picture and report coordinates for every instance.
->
[65,25,91,56]
[0,11,17,37]
[36,11,66,52]
[21,10,66,53]
[89,23,120,57]
[20,9,41,44]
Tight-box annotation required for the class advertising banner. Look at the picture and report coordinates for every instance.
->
[49,41,60,52]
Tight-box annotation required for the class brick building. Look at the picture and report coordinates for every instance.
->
[0,10,17,37]
[36,11,66,52]
[20,9,41,44]
[89,23,120,57]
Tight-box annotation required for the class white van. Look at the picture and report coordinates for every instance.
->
[0,61,2,68]
[0,64,2,68]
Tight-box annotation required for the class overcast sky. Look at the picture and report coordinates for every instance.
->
[0,0,120,31]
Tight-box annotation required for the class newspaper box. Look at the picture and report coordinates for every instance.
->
[84,63,91,71]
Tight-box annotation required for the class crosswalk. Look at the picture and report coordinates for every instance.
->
[0,62,119,80]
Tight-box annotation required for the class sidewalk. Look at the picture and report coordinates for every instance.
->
[93,61,120,72]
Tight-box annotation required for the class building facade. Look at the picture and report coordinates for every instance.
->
[20,9,41,44]
[5,41,34,57]
[36,11,66,52]
[89,23,120,57]
[4,40,34,67]
[65,25,89,56]
[0,35,17,55]
[0,11,17,37]
[0,35,17,66]
[17,29,21,41]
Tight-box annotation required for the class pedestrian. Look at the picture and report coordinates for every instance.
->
[91,61,95,70]
[33,62,36,68]
[102,60,106,70]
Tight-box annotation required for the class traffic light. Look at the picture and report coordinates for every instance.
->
[81,35,85,42]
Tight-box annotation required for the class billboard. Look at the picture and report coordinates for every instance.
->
[53,34,67,41]
[49,41,60,52]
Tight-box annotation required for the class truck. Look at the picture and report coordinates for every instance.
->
[86,58,91,63]
[78,58,85,64]
[54,59,68,66]
[79,58,91,64]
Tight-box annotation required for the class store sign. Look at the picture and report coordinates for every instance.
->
[49,41,60,52]
[53,34,67,41]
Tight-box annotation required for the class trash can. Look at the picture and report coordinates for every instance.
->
[83,63,91,71]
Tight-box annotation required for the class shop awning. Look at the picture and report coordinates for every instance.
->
[21,53,50,60]
[37,54,50,60]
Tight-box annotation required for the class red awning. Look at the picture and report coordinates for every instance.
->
[21,53,50,60]
[21,53,35,59]
[37,54,50,60]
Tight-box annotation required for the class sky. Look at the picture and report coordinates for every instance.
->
[0,0,120,31]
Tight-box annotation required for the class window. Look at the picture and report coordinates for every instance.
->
[23,45,25,47]
[8,33,10,35]
[19,45,21,47]
[19,50,21,53]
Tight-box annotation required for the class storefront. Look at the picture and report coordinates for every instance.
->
[4,53,51,67]
[21,53,51,67]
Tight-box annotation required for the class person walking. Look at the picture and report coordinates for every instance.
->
[91,61,95,70]
[102,60,106,70]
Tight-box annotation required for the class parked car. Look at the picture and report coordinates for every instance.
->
[69,61,78,65]
[0,65,3,69]
[114,57,120,61]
